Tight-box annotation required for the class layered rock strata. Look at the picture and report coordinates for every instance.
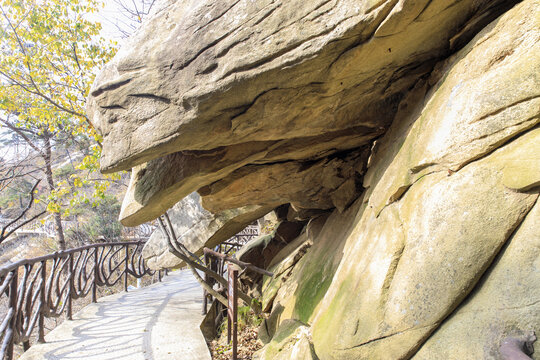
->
[87,0,517,226]
[88,0,540,358]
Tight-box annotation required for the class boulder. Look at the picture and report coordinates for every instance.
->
[141,192,271,270]
[88,0,500,173]
[120,128,374,225]
[87,0,513,225]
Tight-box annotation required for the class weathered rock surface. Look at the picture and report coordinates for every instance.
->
[141,192,270,270]
[309,2,539,358]
[120,128,374,225]
[89,0,540,358]
[89,0,502,172]
[413,198,540,359]
[87,0,516,225]
[254,320,318,360]
[257,207,349,344]
[254,2,540,359]
[236,221,305,271]
[199,149,367,214]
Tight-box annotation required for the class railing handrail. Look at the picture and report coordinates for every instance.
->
[0,241,146,276]
[0,239,162,360]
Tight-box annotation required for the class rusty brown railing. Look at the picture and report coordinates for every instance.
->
[0,240,163,360]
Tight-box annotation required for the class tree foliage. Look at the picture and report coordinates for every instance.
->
[0,0,115,122]
[0,0,119,247]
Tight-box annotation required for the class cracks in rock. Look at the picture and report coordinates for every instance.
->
[453,121,540,173]
[176,31,234,71]
[303,0,334,21]
[219,0,387,82]
[376,169,444,218]
[381,60,437,95]
[214,3,281,59]
[257,0,334,44]
[274,242,313,279]
[229,87,278,125]
[116,65,147,75]
[409,162,437,174]
[469,116,539,144]
[326,0,399,72]
[128,93,171,104]
[99,104,125,110]
[90,78,132,97]
[219,25,338,81]
[341,323,437,350]
[175,3,286,73]
[456,299,540,315]
[193,0,241,34]
[308,5,334,23]
[196,63,218,75]
[252,3,281,26]
[449,0,521,52]
[410,0,434,24]
[387,184,411,204]
[215,37,248,58]
[379,232,406,314]
[471,95,540,125]
[378,122,540,217]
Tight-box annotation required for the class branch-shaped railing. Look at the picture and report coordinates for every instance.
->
[0,240,163,360]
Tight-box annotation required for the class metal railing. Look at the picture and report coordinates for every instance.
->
[0,240,163,360]
[214,224,260,278]
[201,225,260,316]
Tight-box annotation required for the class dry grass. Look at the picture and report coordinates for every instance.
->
[210,323,263,360]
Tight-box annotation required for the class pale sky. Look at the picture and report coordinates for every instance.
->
[90,0,158,43]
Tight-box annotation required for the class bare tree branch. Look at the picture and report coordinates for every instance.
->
[0,179,46,243]
[158,214,258,311]
[157,216,228,307]
[0,117,44,157]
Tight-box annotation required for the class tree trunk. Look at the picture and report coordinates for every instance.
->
[43,134,66,250]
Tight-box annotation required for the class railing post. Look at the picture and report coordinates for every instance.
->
[124,246,129,292]
[67,255,73,320]
[7,270,18,360]
[202,253,208,315]
[38,261,46,343]
[227,264,238,360]
[23,266,31,351]
[92,248,98,303]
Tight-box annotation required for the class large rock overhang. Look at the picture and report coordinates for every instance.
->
[87,0,519,225]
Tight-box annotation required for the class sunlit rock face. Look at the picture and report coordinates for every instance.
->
[262,2,540,359]
[89,0,540,358]
[87,0,517,226]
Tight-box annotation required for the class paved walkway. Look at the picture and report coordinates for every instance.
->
[19,270,211,360]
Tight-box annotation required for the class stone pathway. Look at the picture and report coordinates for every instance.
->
[19,270,211,360]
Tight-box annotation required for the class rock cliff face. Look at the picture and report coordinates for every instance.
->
[88,0,539,358]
